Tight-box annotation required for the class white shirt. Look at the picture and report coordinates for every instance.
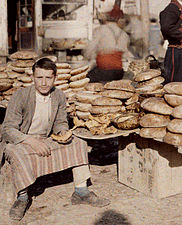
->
[28,91,51,137]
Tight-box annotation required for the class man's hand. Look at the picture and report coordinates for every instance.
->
[22,136,51,157]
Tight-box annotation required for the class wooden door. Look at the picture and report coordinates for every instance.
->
[17,0,34,50]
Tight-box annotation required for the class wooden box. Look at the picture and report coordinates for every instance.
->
[118,135,182,198]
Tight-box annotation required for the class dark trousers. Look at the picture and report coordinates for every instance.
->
[87,67,124,83]
[164,47,182,83]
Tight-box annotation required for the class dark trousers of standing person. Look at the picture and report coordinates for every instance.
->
[87,67,124,83]
[164,47,182,84]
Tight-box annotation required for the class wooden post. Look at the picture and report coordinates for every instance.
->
[140,0,149,56]
[35,0,42,55]
[0,0,8,62]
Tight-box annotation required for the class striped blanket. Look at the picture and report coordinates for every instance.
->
[5,136,88,193]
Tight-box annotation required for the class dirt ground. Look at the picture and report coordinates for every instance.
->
[1,139,182,225]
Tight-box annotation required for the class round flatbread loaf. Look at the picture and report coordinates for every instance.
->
[141,97,173,115]
[139,127,166,139]
[139,113,170,127]
[17,76,32,83]
[76,110,91,120]
[0,78,13,84]
[125,94,139,105]
[164,94,182,107]
[76,91,100,103]
[140,88,165,96]
[134,69,161,82]
[70,71,87,82]
[75,102,92,112]
[0,72,8,79]
[56,62,71,69]
[167,119,182,134]
[0,65,6,72]
[137,76,165,88]
[57,73,71,80]
[101,90,134,99]
[164,132,182,146]
[11,60,34,68]
[7,71,22,79]
[56,83,69,90]
[25,68,33,75]
[10,51,38,60]
[136,84,163,93]
[57,68,71,74]
[90,97,123,106]
[113,113,140,130]
[104,80,135,92]
[54,80,68,86]
[171,105,182,119]
[70,65,89,75]
[164,82,182,96]
[90,105,125,114]
[72,87,86,92]
[69,78,90,88]
[0,83,12,91]
[8,64,26,73]
[84,82,104,92]
[22,82,33,87]
[40,55,57,62]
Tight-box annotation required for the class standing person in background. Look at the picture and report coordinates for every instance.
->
[149,18,164,58]
[84,5,133,83]
[0,58,110,221]
[160,0,182,83]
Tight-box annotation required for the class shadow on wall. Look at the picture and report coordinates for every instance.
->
[94,209,131,225]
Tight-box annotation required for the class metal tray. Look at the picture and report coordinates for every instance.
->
[73,127,140,140]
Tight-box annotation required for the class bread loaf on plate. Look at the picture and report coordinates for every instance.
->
[139,113,170,127]
[141,97,173,115]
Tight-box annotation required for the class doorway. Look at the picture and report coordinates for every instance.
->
[7,0,35,53]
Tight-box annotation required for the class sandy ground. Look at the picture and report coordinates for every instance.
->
[1,140,182,225]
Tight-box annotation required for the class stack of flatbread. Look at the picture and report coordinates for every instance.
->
[102,80,139,113]
[55,63,71,91]
[69,65,90,89]
[128,59,150,76]
[0,69,14,106]
[7,51,38,88]
[162,82,182,146]
[139,96,172,140]
[134,69,165,97]
[71,80,140,134]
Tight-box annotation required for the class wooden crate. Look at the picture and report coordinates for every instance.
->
[118,134,182,198]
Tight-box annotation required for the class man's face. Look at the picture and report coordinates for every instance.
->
[32,68,56,95]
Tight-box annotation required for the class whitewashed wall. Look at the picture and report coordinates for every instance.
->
[0,0,8,58]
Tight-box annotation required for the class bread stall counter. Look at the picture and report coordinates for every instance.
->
[1,54,182,199]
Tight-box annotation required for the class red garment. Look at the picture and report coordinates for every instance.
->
[108,5,124,21]
[96,51,122,70]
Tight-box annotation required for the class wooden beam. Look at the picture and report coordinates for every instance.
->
[140,0,149,56]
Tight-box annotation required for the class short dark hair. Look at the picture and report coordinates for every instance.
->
[32,58,57,76]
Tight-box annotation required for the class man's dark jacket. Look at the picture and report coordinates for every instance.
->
[160,1,182,45]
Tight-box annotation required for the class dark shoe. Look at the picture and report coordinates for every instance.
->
[71,191,110,208]
[9,198,32,221]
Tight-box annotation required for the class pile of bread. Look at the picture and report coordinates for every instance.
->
[0,51,39,107]
[128,59,150,76]
[134,69,165,97]
[138,82,182,147]
[162,82,182,147]
[68,80,142,135]
[56,64,90,92]
[0,53,90,108]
